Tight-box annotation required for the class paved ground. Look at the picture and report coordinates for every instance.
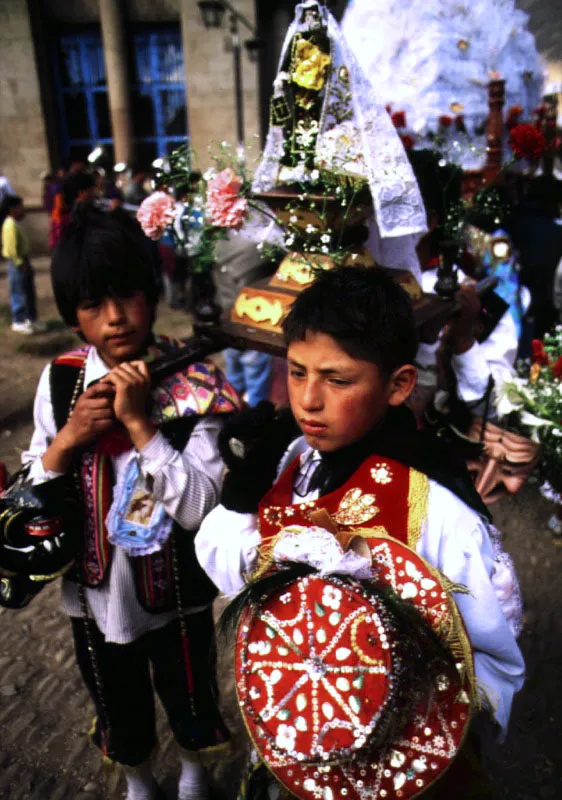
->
[0,258,561,798]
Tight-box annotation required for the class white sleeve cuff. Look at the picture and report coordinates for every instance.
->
[26,457,64,485]
[196,505,261,597]
[451,342,491,403]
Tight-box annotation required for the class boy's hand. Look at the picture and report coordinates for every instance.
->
[61,383,115,449]
[42,384,115,474]
[101,361,156,450]
[219,402,301,513]
[448,284,481,355]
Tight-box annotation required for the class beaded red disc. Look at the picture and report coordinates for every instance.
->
[235,535,473,800]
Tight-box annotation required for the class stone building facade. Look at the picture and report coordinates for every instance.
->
[0,0,261,203]
[0,0,560,205]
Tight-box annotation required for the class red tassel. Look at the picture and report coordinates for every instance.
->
[96,427,132,457]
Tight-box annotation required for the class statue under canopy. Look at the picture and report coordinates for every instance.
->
[252,1,427,278]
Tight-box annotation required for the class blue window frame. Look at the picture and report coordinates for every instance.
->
[54,31,113,163]
[52,27,188,166]
[132,28,188,166]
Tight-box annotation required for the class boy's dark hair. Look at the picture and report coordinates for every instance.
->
[51,206,159,327]
[0,194,23,228]
[282,265,418,378]
[62,172,95,209]
[1,195,23,213]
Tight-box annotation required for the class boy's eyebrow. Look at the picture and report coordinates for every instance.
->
[287,358,353,376]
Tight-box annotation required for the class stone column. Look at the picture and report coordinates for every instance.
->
[179,0,260,168]
[99,0,133,165]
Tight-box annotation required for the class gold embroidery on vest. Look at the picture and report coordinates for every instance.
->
[334,488,379,526]
[407,469,429,550]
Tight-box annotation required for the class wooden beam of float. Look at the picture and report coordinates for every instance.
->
[462,78,506,199]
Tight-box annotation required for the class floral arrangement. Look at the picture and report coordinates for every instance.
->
[386,101,555,173]
[136,139,373,279]
[205,168,248,230]
[136,142,255,274]
[495,326,562,494]
[437,117,549,253]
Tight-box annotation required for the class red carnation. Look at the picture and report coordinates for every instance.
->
[506,104,523,130]
[385,104,392,114]
[552,356,562,380]
[391,110,407,129]
[400,134,415,151]
[534,103,548,120]
[508,104,524,117]
[438,115,453,128]
[531,339,549,366]
[509,124,547,162]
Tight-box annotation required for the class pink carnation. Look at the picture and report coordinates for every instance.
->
[137,191,176,240]
[206,168,248,229]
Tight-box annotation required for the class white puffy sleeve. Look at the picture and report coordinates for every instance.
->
[418,483,525,738]
[21,364,65,484]
[195,437,309,596]
[195,506,261,597]
[451,310,518,410]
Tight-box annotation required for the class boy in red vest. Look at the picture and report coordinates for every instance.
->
[197,265,524,796]
[23,208,241,800]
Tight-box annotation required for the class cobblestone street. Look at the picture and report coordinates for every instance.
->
[1,261,561,799]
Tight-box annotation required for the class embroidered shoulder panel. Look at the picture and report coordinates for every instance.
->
[52,346,89,368]
[152,360,242,420]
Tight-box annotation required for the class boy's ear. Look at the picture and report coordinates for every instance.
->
[387,364,417,407]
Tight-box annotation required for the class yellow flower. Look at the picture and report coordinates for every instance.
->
[292,39,331,92]
[530,363,541,384]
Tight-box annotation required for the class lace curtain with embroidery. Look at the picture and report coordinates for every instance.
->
[252,2,427,242]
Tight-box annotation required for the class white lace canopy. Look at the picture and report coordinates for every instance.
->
[252,1,427,244]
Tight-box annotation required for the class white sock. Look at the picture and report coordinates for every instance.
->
[123,760,158,800]
[178,749,209,800]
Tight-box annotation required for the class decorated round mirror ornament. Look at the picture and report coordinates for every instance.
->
[235,536,474,800]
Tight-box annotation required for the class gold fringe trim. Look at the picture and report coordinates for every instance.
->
[433,567,480,711]
[407,469,430,551]
[87,716,116,770]
[197,740,236,766]
[476,679,500,723]
[440,577,471,596]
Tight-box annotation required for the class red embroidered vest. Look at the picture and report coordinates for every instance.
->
[256,454,430,575]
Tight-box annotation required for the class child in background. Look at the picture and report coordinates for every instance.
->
[23,207,241,800]
[1,195,46,334]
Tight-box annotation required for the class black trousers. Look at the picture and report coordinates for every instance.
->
[71,608,230,766]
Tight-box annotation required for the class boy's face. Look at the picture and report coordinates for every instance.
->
[74,292,153,368]
[288,332,411,453]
